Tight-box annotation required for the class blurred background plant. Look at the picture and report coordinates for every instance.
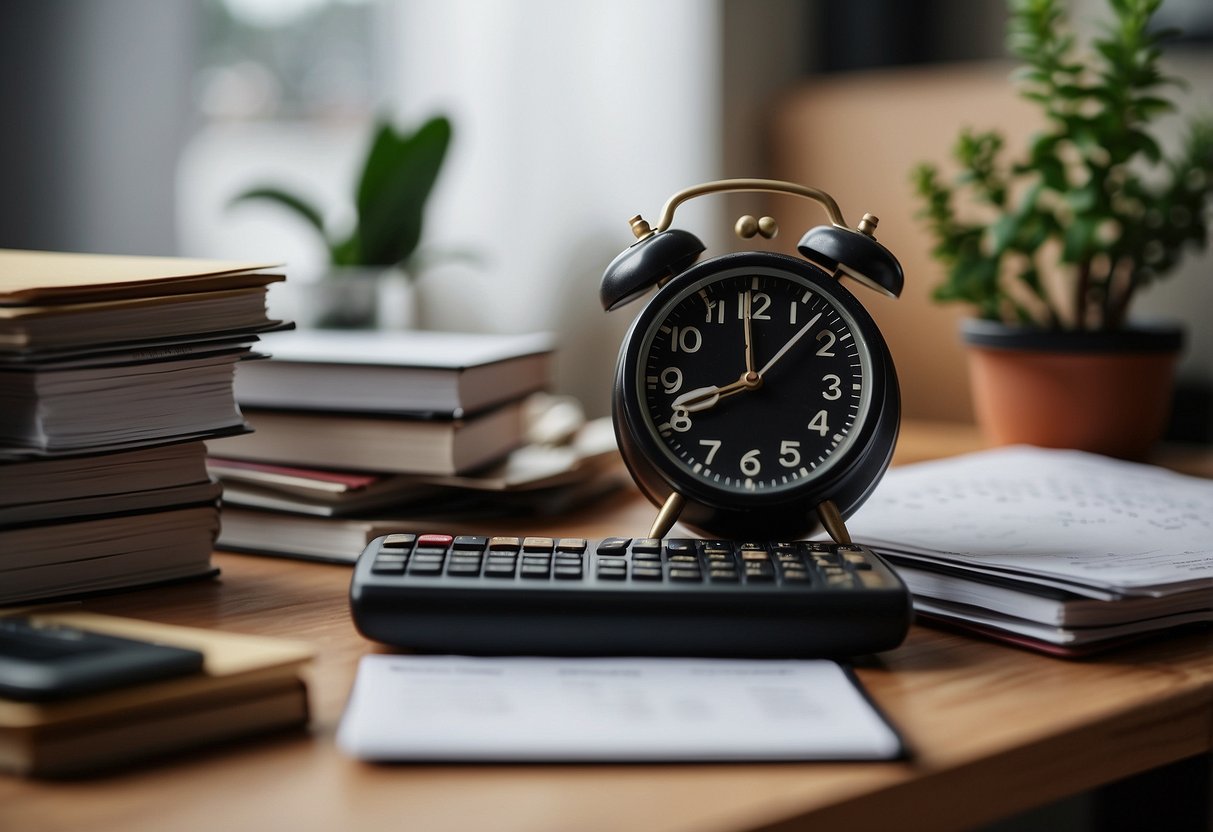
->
[231,114,452,274]
[913,0,1213,331]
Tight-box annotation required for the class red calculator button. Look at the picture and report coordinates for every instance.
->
[417,534,454,547]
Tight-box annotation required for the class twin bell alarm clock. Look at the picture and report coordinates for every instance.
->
[600,179,905,543]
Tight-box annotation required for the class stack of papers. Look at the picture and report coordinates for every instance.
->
[847,446,1213,654]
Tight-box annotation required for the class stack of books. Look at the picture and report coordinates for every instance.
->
[0,249,285,603]
[0,611,311,777]
[847,446,1213,656]
[207,329,618,561]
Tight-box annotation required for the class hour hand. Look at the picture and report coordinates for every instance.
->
[671,374,761,413]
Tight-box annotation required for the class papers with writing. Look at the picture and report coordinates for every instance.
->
[337,655,904,762]
[848,446,1213,598]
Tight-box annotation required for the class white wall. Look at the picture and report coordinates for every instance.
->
[380,0,724,413]
[181,0,727,415]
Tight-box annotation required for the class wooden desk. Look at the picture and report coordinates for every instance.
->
[3,425,1211,832]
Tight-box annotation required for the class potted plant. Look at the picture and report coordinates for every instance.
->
[232,114,452,328]
[913,0,1213,459]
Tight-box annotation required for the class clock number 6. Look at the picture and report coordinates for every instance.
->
[740,449,762,477]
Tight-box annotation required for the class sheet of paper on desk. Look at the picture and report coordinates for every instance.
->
[337,655,905,762]
[848,446,1213,597]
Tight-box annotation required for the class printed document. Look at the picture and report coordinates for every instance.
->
[337,655,904,762]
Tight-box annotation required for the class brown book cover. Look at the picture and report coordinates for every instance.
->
[0,612,313,777]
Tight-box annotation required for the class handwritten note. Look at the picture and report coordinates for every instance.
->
[337,655,904,762]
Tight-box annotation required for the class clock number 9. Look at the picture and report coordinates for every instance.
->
[661,367,683,394]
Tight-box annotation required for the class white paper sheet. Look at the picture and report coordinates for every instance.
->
[337,655,903,762]
[848,446,1213,596]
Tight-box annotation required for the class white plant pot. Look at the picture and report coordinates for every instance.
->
[269,266,418,330]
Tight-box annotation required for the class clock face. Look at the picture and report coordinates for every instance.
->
[633,264,873,498]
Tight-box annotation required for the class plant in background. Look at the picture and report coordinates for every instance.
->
[232,114,453,274]
[913,0,1213,331]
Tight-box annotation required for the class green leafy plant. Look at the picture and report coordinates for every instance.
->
[232,114,452,272]
[913,0,1213,330]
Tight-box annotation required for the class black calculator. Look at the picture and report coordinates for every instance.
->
[349,534,912,658]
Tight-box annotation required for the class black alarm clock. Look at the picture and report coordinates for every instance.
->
[600,179,904,543]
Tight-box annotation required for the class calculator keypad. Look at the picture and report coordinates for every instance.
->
[366,536,885,588]
[353,533,912,658]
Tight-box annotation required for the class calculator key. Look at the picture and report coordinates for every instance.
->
[739,542,765,551]
[631,538,661,554]
[741,550,770,561]
[708,569,739,583]
[371,559,407,575]
[380,534,415,550]
[669,568,702,582]
[408,561,443,576]
[483,563,516,578]
[553,565,583,580]
[597,538,630,553]
[827,573,856,588]
[523,537,555,552]
[744,564,775,582]
[554,554,583,565]
[858,570,891,589]
[413,547,448,558]
[556,538,587,553]
[597,557,627,569]
[489,537,521,551]
[665,539,695,552]
[780,567,810,583]
[453,536,488,550]
[449,555,483,566]
[447,563,482,577]
[417,534,453,548]
[520,563,550,576]
[597,566,627,580]
[631,552,661,562]
[842,551,873,569]
[666,554,698,564]
[631,566,663,581]
[774,550,802,562]
[522,556,552,566]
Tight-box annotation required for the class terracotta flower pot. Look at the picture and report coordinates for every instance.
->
[961,320,1183,460]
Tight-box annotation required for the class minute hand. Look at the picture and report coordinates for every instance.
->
[758,312,822,377]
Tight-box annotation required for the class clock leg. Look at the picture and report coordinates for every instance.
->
[648,491,686,539]
[816,500,853,545]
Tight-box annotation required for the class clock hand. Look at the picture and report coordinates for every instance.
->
[757,311,822,377]
[671,374,761,413]
[743,288,757,378]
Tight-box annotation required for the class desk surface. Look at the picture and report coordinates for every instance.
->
[3,424,1212,832]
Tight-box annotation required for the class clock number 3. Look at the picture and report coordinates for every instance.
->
[822,373,841,400]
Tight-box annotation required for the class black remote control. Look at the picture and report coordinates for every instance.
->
[349,534,912,658]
